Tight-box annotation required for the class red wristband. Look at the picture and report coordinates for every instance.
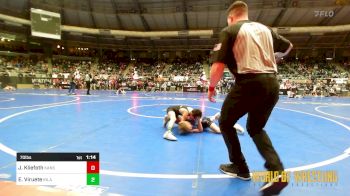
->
[209,86,215,92]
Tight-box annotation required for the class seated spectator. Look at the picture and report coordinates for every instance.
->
[3,85,16,91]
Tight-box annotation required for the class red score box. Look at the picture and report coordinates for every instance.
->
[87,161,99,173]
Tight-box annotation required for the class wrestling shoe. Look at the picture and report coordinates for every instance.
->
[260,174,288,195]
[234,124,245,135]
[163,130,177,141]
[210,112,221,121]
[219,163,251,180]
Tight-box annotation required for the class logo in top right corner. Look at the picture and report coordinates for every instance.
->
[314,10,335,17]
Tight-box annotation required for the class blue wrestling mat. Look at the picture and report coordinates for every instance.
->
[0,89,349,196]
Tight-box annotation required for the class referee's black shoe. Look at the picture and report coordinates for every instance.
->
[219,163,251,180]
[259,174,288,195]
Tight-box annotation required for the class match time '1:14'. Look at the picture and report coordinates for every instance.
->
[86,155,97,160]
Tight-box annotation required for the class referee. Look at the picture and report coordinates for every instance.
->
[207,1,293,195]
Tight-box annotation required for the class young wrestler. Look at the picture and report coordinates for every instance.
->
[163,105,202,141]
[180,112,245,135]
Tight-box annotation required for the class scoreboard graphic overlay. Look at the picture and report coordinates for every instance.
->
[16,152,99,186]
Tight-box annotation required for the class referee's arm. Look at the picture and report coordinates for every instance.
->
[270,29,293,60]
[208,30,230,102]
[209,62,225,89]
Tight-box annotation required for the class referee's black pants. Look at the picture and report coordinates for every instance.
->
[219,74,284,172]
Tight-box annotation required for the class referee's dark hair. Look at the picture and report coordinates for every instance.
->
[227,1,248,16]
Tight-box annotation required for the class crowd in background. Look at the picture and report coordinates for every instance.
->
[0,54,349,97]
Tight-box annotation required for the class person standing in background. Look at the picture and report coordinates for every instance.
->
[85,72,92,95]
[68,72,76,95]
